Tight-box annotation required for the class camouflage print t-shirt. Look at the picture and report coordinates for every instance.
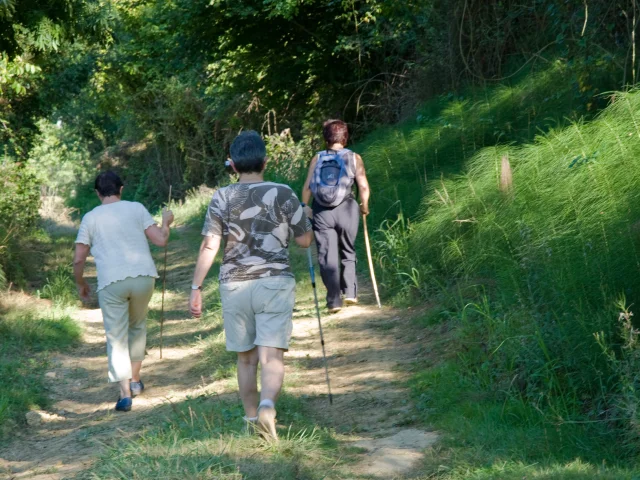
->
[202,182,312,283]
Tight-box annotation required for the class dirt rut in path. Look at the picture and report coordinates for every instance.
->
[287,298,438,478]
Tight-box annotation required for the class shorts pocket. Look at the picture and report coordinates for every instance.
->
[258,280,295,314]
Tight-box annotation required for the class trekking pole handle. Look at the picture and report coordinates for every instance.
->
[307,247,316,285]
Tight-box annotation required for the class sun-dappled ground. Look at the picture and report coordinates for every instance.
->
[0,214,439,479]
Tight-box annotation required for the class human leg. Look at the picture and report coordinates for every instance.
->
[313,209,342,309]
[256,346,284,440]
[127,277,155,389]
[237,347,259,418]
[336,198,360,301]
[98,281,133,400]
[220,281,259,419]
[131,362,142,382]
[258,346,285,403]
[253,277,295,440]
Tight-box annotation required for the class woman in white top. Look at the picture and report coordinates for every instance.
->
[73,171,173,412]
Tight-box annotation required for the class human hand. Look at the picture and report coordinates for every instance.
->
[77,281,91,302]
[304,205,313,219]
[162,208,174,227]
[189,289,202,318]
[359,203,370,216]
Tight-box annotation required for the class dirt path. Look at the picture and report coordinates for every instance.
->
[0,228,437,480]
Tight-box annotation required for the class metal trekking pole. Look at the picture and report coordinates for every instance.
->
[307,247,333,405]
[159,185,172,359]
[363,214,382,309]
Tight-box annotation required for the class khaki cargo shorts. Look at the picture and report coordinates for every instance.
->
[219,276,296,352]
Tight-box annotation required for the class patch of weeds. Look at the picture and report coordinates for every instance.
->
[67,366,90,380]
[367,319,395,331]
[413,307,455,327]
[191,314,237,382]
[38,264,77,307]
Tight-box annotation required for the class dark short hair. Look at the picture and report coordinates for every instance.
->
[229,130,267,173]
[323,119,349,145]
[94,171,124,197]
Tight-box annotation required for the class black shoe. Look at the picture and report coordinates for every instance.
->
[115,397,132,412]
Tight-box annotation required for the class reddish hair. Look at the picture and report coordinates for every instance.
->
[322,119,349,145]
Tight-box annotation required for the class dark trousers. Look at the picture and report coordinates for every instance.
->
[312,197,359,308]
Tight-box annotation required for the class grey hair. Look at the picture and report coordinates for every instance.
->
[229,130,267,173]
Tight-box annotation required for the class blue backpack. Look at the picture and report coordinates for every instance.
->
[310,149,355,207]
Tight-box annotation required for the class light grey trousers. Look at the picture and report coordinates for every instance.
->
[97,276,155,382]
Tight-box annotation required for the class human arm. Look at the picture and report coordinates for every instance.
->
[354,154,370,215]
[145,208,174,247]
[73,243,91,301]
[301,155,318,218]
[189,234,222,318]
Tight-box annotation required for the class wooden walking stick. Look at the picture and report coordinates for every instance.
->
[159,185,172,359]
[363,214,382,309]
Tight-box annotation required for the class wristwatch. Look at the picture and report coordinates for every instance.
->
[191,285,202,291]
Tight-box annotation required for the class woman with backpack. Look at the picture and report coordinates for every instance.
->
[301,119,371,313]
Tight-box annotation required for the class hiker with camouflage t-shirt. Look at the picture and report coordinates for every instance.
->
[189,131,313,441]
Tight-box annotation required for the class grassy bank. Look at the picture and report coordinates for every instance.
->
[359,61,617,228]
[355,71,640,467]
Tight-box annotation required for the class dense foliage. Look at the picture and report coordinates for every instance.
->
[3,0,637,211]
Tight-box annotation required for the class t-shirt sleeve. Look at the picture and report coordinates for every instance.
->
[202,190,224,237]
[287,190,312,237]
[75,215,92,246]
[138,203,157,230]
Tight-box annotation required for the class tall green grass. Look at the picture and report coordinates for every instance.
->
[407,91,640,437]
[355,65,640,464]
[359,61,618,227]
